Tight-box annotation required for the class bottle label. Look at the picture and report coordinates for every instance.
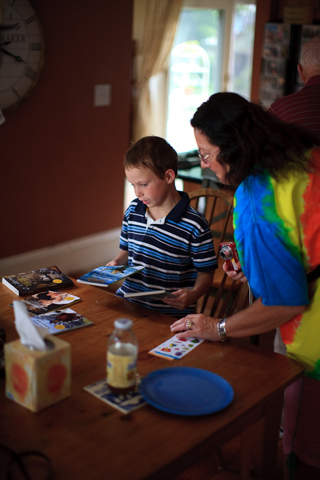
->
[107,351,137,389]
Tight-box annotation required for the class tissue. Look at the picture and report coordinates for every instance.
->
[13,300,47,350]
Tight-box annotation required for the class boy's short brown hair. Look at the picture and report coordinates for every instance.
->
[124,136,178,179]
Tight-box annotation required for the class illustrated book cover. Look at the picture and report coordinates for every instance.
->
[84,378,146,414]
[2,266,73,296]
[30,308,93,334]
[77,265,144,288]
[17,291,81,315]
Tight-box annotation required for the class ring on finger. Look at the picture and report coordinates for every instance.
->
[186,320,193,330]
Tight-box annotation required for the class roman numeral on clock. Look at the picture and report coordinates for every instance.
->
[25,66,37,81]
[25,15,36,25]
[12,86,21,99]
[31,43,42,51]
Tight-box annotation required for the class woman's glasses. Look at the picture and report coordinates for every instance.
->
[197,151,211,165]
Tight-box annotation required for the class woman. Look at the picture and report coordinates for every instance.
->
[170,92,320,479]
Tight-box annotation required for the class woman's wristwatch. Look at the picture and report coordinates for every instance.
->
[217,318,230,342]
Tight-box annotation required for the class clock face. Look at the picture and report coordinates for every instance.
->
[0,0,44,110]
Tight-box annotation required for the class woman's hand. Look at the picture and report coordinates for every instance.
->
[223,261,247,283]
[170,313,220,341]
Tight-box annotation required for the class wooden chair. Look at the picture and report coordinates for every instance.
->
[188,187,234,253]
[189,187,249,317]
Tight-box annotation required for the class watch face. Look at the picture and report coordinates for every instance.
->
[0,0,44,110]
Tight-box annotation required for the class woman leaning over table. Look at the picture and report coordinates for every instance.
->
[170,92,320,480]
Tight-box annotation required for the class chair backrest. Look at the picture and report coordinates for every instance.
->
[188,187,234,253]
[188,187,249,318]
[203,274,249,318]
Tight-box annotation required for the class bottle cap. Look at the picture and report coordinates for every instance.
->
[114,318,133,330]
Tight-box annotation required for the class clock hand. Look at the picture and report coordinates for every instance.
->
[0,22,19,32]
[0,48,25,62]
[0,41,12,47]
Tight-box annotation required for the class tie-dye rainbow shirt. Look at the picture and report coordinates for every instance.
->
[233,149,320,379]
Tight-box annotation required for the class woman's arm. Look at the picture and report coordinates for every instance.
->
[170,297,305,341]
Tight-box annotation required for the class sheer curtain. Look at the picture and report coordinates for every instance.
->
[132,0,182,142]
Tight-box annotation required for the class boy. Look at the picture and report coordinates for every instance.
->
[107,136,217,317]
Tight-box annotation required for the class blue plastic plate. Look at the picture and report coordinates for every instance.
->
[140,367,234,416]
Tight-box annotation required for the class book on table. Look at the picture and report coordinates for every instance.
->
[77,265,144,288]
[124,290,176,299]
[84,378,146,414]
[17,291,81,315]
[2,266,73,296]
[30,308,93,335]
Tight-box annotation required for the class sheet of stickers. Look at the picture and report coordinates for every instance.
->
[149,334,204,360]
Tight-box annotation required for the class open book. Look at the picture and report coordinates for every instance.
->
[124,290,177,299]
[77,265,144,288]
[17,291,81,315]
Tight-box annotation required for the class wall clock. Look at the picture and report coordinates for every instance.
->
[0,0,44,110]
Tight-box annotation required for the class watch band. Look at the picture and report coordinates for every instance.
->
[217,318,229,342]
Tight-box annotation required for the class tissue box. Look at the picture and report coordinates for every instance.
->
[4,335,71,412]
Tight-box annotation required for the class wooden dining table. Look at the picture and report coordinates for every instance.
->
[0,280,303,480]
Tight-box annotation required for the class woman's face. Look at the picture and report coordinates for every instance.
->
[194,129,230,184]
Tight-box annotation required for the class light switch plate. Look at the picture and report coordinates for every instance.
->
[94,84,111,107]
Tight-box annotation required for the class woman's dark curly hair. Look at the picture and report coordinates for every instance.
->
[191,92,320,185]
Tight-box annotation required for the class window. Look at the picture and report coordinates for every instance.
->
[228,3,256,98]
[166,0,256,153]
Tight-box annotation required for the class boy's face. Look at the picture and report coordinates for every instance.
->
[125,167,174,209]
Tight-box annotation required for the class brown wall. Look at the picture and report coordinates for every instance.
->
[0,0,133,258]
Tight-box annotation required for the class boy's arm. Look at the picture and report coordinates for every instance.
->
[189,271,214,303]
[163,270,214,310]
[106,249,129,267]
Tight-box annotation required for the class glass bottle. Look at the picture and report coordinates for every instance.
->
[106,318,138,394]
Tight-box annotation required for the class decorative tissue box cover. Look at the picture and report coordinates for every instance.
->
[4,335,71,412]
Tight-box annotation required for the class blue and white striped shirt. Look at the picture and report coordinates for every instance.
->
[116,191,217,317]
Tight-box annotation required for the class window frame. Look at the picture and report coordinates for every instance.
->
[181,0,234,93]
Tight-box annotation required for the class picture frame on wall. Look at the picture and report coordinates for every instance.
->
[265,58,286,76]
[262,44,289,59]
[264,23,291,45]
[301,24,320,41]
[259,23,291,109]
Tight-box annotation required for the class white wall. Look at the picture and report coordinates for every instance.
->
[0,228,121,278]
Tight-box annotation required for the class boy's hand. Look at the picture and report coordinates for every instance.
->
[106,260,118,267]
[161,289,198,310]
[106,250,128,267]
